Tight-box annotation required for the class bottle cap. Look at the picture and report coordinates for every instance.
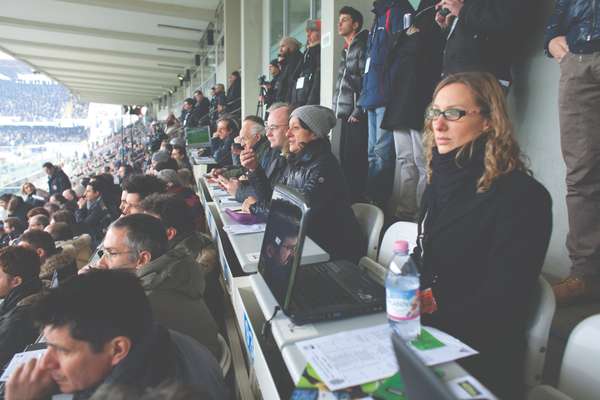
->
[393,240,409,254]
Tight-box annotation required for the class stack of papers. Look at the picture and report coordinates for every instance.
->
[296,324,477,392]
[193,156,216,164]
[223,224,266,235]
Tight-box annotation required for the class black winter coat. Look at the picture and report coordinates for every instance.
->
[289,44,321,107]
[333,30,368,120]
[48,168,72,195]
[276,50,303,102]
[442,0,521,83]
[381,1,444,131]
[250,139,365,262]
[419,170,552,399]
[74,197,113,246]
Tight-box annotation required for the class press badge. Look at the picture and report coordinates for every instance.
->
[365,57,371,74]
[420,288,438,314]
[296,77,305,89]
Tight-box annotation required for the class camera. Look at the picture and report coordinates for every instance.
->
[258,75,268,85]
[439,7,451,17]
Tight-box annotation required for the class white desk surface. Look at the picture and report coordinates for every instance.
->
[202,177,329,273]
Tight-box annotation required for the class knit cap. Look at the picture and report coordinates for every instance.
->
[290,105,336,138]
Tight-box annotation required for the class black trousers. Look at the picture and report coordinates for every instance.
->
[332,117,369,203]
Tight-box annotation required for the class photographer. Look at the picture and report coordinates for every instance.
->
[259,59,281,113]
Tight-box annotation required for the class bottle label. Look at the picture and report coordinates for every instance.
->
[387,288,420,321]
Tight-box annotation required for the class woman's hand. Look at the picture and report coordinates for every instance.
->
[241,196,257,213]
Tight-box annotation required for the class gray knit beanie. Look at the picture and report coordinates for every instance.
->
[290,105,336,139]
[151,150,170,164]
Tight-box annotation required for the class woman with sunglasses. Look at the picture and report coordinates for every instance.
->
[418,72,551,399]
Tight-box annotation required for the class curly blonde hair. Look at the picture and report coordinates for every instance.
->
[423,72,528,192]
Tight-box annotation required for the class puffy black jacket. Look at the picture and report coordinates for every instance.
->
[276,50,303,102]
[333,30,368,120]
[250,139,365,262]
[545,0,600,55]
[288,44,321,107]
[442,0,521,83]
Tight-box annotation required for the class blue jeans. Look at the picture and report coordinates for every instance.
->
[367,107,395,209]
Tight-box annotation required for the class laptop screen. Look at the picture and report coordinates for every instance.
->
[257,186,307,308]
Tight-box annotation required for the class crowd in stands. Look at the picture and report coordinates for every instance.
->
[0,126,89,146]
[0,81,89,121]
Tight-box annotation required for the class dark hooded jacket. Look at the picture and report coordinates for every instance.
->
[276,49,303,102]
[48,167,72,195]
[39,248,78,288]
[250,139,365,262]
[288,43,321,107]
[333,30,368,120]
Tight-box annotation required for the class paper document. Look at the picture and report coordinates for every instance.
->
[223,224,266,235]
[0,349,46,381]
[218,197,241,207]
[296,324,477,392]
[194,156,216,164]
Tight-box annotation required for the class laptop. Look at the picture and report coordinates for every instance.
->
[391,332,457,400]
[257,185,385,325]
[185,125,211,149]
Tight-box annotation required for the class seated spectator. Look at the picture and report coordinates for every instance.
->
[209,117,238,167]
[45,222,74,242]
[171,144,193,171]
[5,270,226,400]
[1,217,25,247]
[154,158,179,172]
[43,162,72,195]
[26,207,50,221]
[96,215,220,358]
[177,168,195,190]
[156,170,205,230]
[62,189,77,203]
[121,175,167,216]
[21,182,47,208]
[28,214,50,231]
[150,151,171,172]
[75,181,113,246]
[193,90,210,127]
[243,105,365,262]
[0,246,44,366]
[7,195,32,223]
[19,230,77,286]
[418,72,551,398]
[43,202,60,217]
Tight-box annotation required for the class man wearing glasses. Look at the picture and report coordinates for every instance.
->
[94,214,220,359]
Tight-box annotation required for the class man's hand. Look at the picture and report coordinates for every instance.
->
[211,168,224,178]
[240,148,258,172]
[437,0,463,17]
[6,358,56,400]
[224,178,240,196]
[77,197,87,209]
[348,115,359,124]
[241,196,257,213]
[549,36,569,62]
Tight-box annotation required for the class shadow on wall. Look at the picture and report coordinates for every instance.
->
[507,0,568,279]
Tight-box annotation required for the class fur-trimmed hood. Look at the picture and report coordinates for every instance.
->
[39,248,77,282]
[57,234,93,270]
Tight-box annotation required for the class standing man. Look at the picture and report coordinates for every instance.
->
[261,59,282,112]
[288,20,322,107]
[332,6,368,202]
[42,162,71,196]
[193,90,210,126]
[545,1,600,304]
[276,37,303,103]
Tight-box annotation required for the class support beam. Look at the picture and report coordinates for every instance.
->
[55,0,215,20]
[13,54,184,74]
[41,67,177,82]
[241,0,262,118]
[0,37,191,64]
[0,16,199,49]
[63,81,166,92]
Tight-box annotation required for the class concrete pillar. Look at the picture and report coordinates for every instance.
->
[241,0,263,118]
[320,1,372,108]
[223,0,241,85]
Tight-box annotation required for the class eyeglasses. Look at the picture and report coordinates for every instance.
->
[425,107,483,121]
[97,248,136,259]
[266,124,287,132]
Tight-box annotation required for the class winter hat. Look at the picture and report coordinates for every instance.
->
[156,169,182,187]
[290,105,336,139]
[151,151,170,164]
[306,19,321,32]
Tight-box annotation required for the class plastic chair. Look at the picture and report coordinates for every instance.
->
[217,333,232,377]
[528,314,600,400]
[351,203,384,260]
[378,221,418,268]
[524,276,556,389]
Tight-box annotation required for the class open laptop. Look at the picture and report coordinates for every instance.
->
[391,332,457,400]
[185,125,211,149]
[257,185,385,325]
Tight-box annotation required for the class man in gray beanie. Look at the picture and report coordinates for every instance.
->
[290,105,337,139]
[243,104,366,263]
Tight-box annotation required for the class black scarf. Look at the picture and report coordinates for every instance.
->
[429,136,487,222]
[1,278,42,314]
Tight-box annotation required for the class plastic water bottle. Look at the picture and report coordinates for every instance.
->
[386,240,421,341]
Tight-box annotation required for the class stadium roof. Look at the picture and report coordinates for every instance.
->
[0,0,219,105]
